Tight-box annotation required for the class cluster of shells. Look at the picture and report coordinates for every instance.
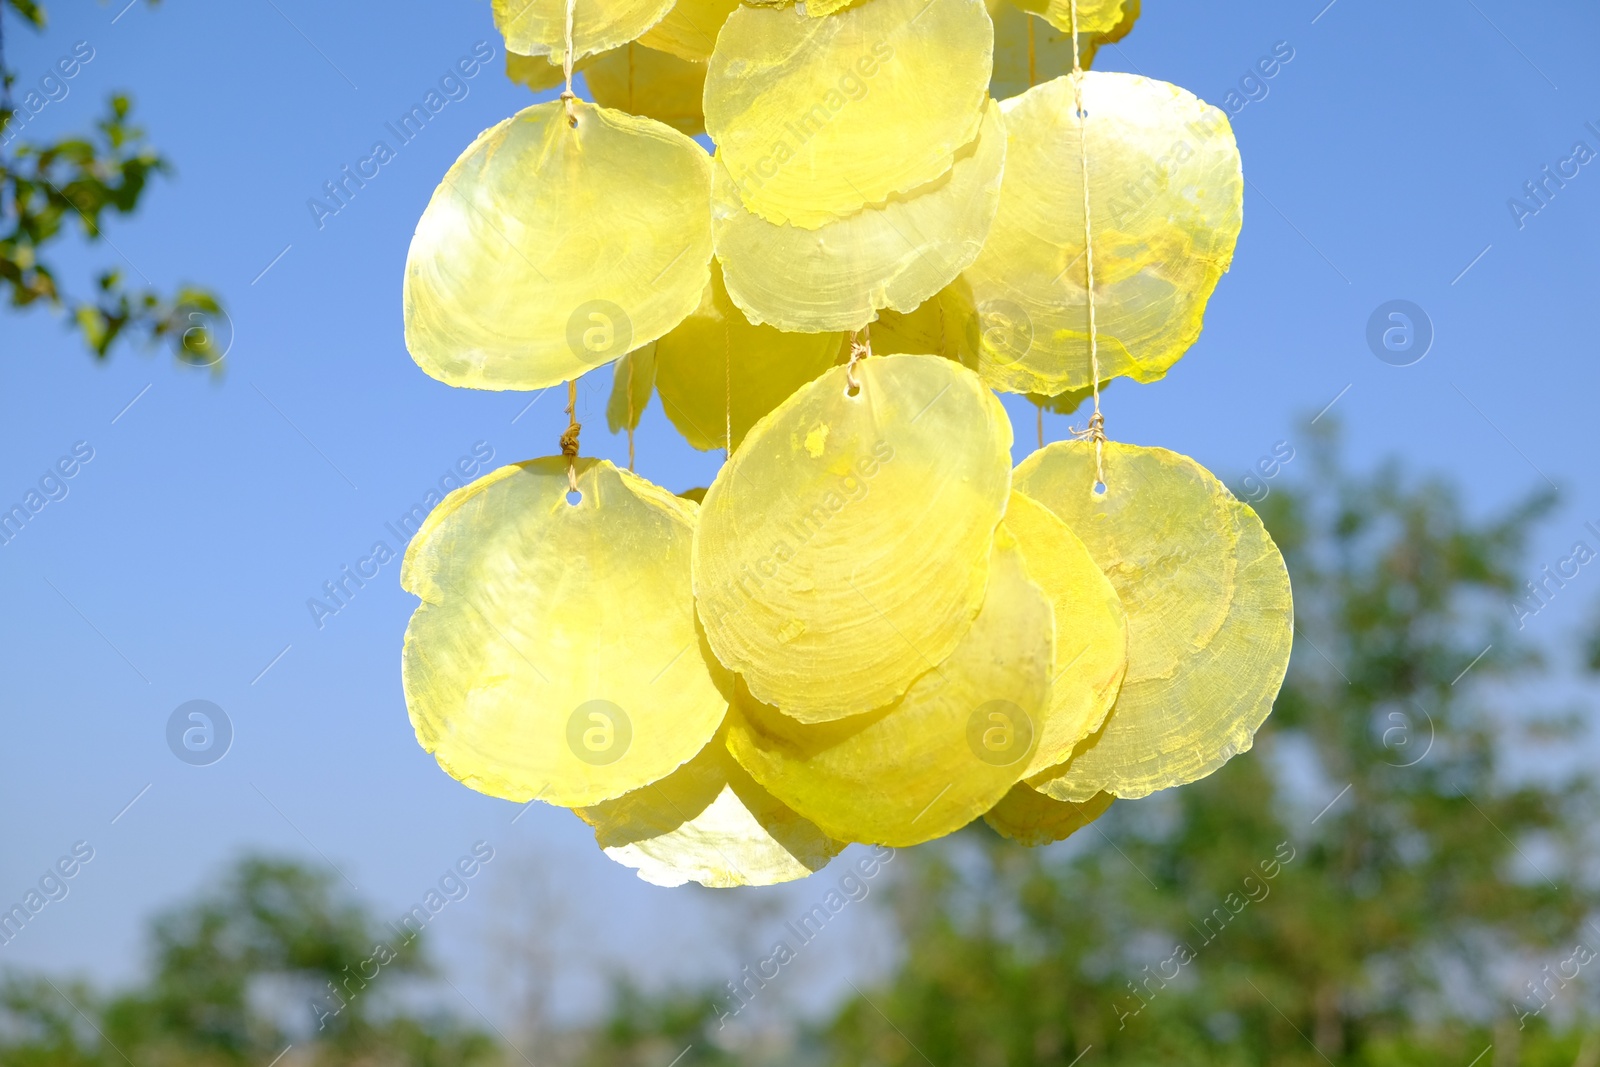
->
[397,0,1293,887]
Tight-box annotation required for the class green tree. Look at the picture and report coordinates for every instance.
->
[1,0,225,363]
[578,981,746,1067]
[0,857,497,1067]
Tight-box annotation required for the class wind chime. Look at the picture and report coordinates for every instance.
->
[397,0,1293,887]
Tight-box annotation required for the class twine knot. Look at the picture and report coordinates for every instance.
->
[559,421,582,459]
[562,379,582,494]
[845,327,872,393]
[1069,410,1106,443]
[561,0,579,127]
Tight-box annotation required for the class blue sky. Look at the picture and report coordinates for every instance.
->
[1,0,1598,1029]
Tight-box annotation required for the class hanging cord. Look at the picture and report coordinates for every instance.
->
[559,0,579,127]
[1065,0,1107,490]
[845,323,871,394]
[560,379,582,493]
[624,358,637,472]
[1026,14,1036,88]
[723,322,733,460]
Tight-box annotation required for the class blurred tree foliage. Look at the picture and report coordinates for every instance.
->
[0,858,496,1066]
[1,0,226,363]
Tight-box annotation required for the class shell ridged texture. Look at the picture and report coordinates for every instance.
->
[726,530,1054,846]
[711,99,1006,334]
[404,100,712,392]
[703,0,993,227]
[401,458,727,807]
[1016,442,1291,800]
[694,355,1012,721]
[493,0,675,62]
[964,72,1242,396]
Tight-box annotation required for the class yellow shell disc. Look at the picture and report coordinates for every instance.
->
[805,0,868,14]
[711,99,1007,334]
[1016,441,1292,799]
[506,49,593,92]
[694,354,1012,721]
[639,0,741,60]
[1027,378,1111,416]
[576,727,845,887]
[401,458,727,807]
[703,0,993,227]
[404,99,712,392]
[861,278,980,368]
[492,0,674,63]
[586,44,708,136]
[983,784,1112,846]
[606,343,656,434]
[654,264,843,451]
[1085,0,1141,56]
[726,530,1054,846]
[989,3,1068,102]
[1003,491,1127,776]
[964,72,1242,396]
[987,0,1136,99]
[1009,0,1128,36]
[1016,441,1237,685]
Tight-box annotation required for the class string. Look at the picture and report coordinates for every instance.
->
[845,323,871,394]
[625,357,636,472]
[560,379,582,494]
[560,0,579,127]
[1027,15,1036,88]
[724,322,733,461]
[1067,0,1107,490]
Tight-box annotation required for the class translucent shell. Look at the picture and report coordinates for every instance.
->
[1003,491,1127,776]
[964,72,1242,396]
[401,458,727,807]
[576,727,845,887]
[1016,441,1292,800]
[492,0,675,63]
[506,50,589,93]
[803,0,866,15]
[711,99,1006,334]
[983,784,1112,846]
[726,531,1054,846]
[1010,0,1129,36]
[988,2,1076,102]
[1029,498,1290,799]
[987,0,1135,100]
[606,343,656,434]
[653,264,843,451]
[639,0,741,60]
[703,0,993,227]
[1016,441,1237,686]
[862,278,980,367]
[404,100,712,392]
[1028,378,1111,416]
[586,44,708,136]
[694,355,1012,721]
